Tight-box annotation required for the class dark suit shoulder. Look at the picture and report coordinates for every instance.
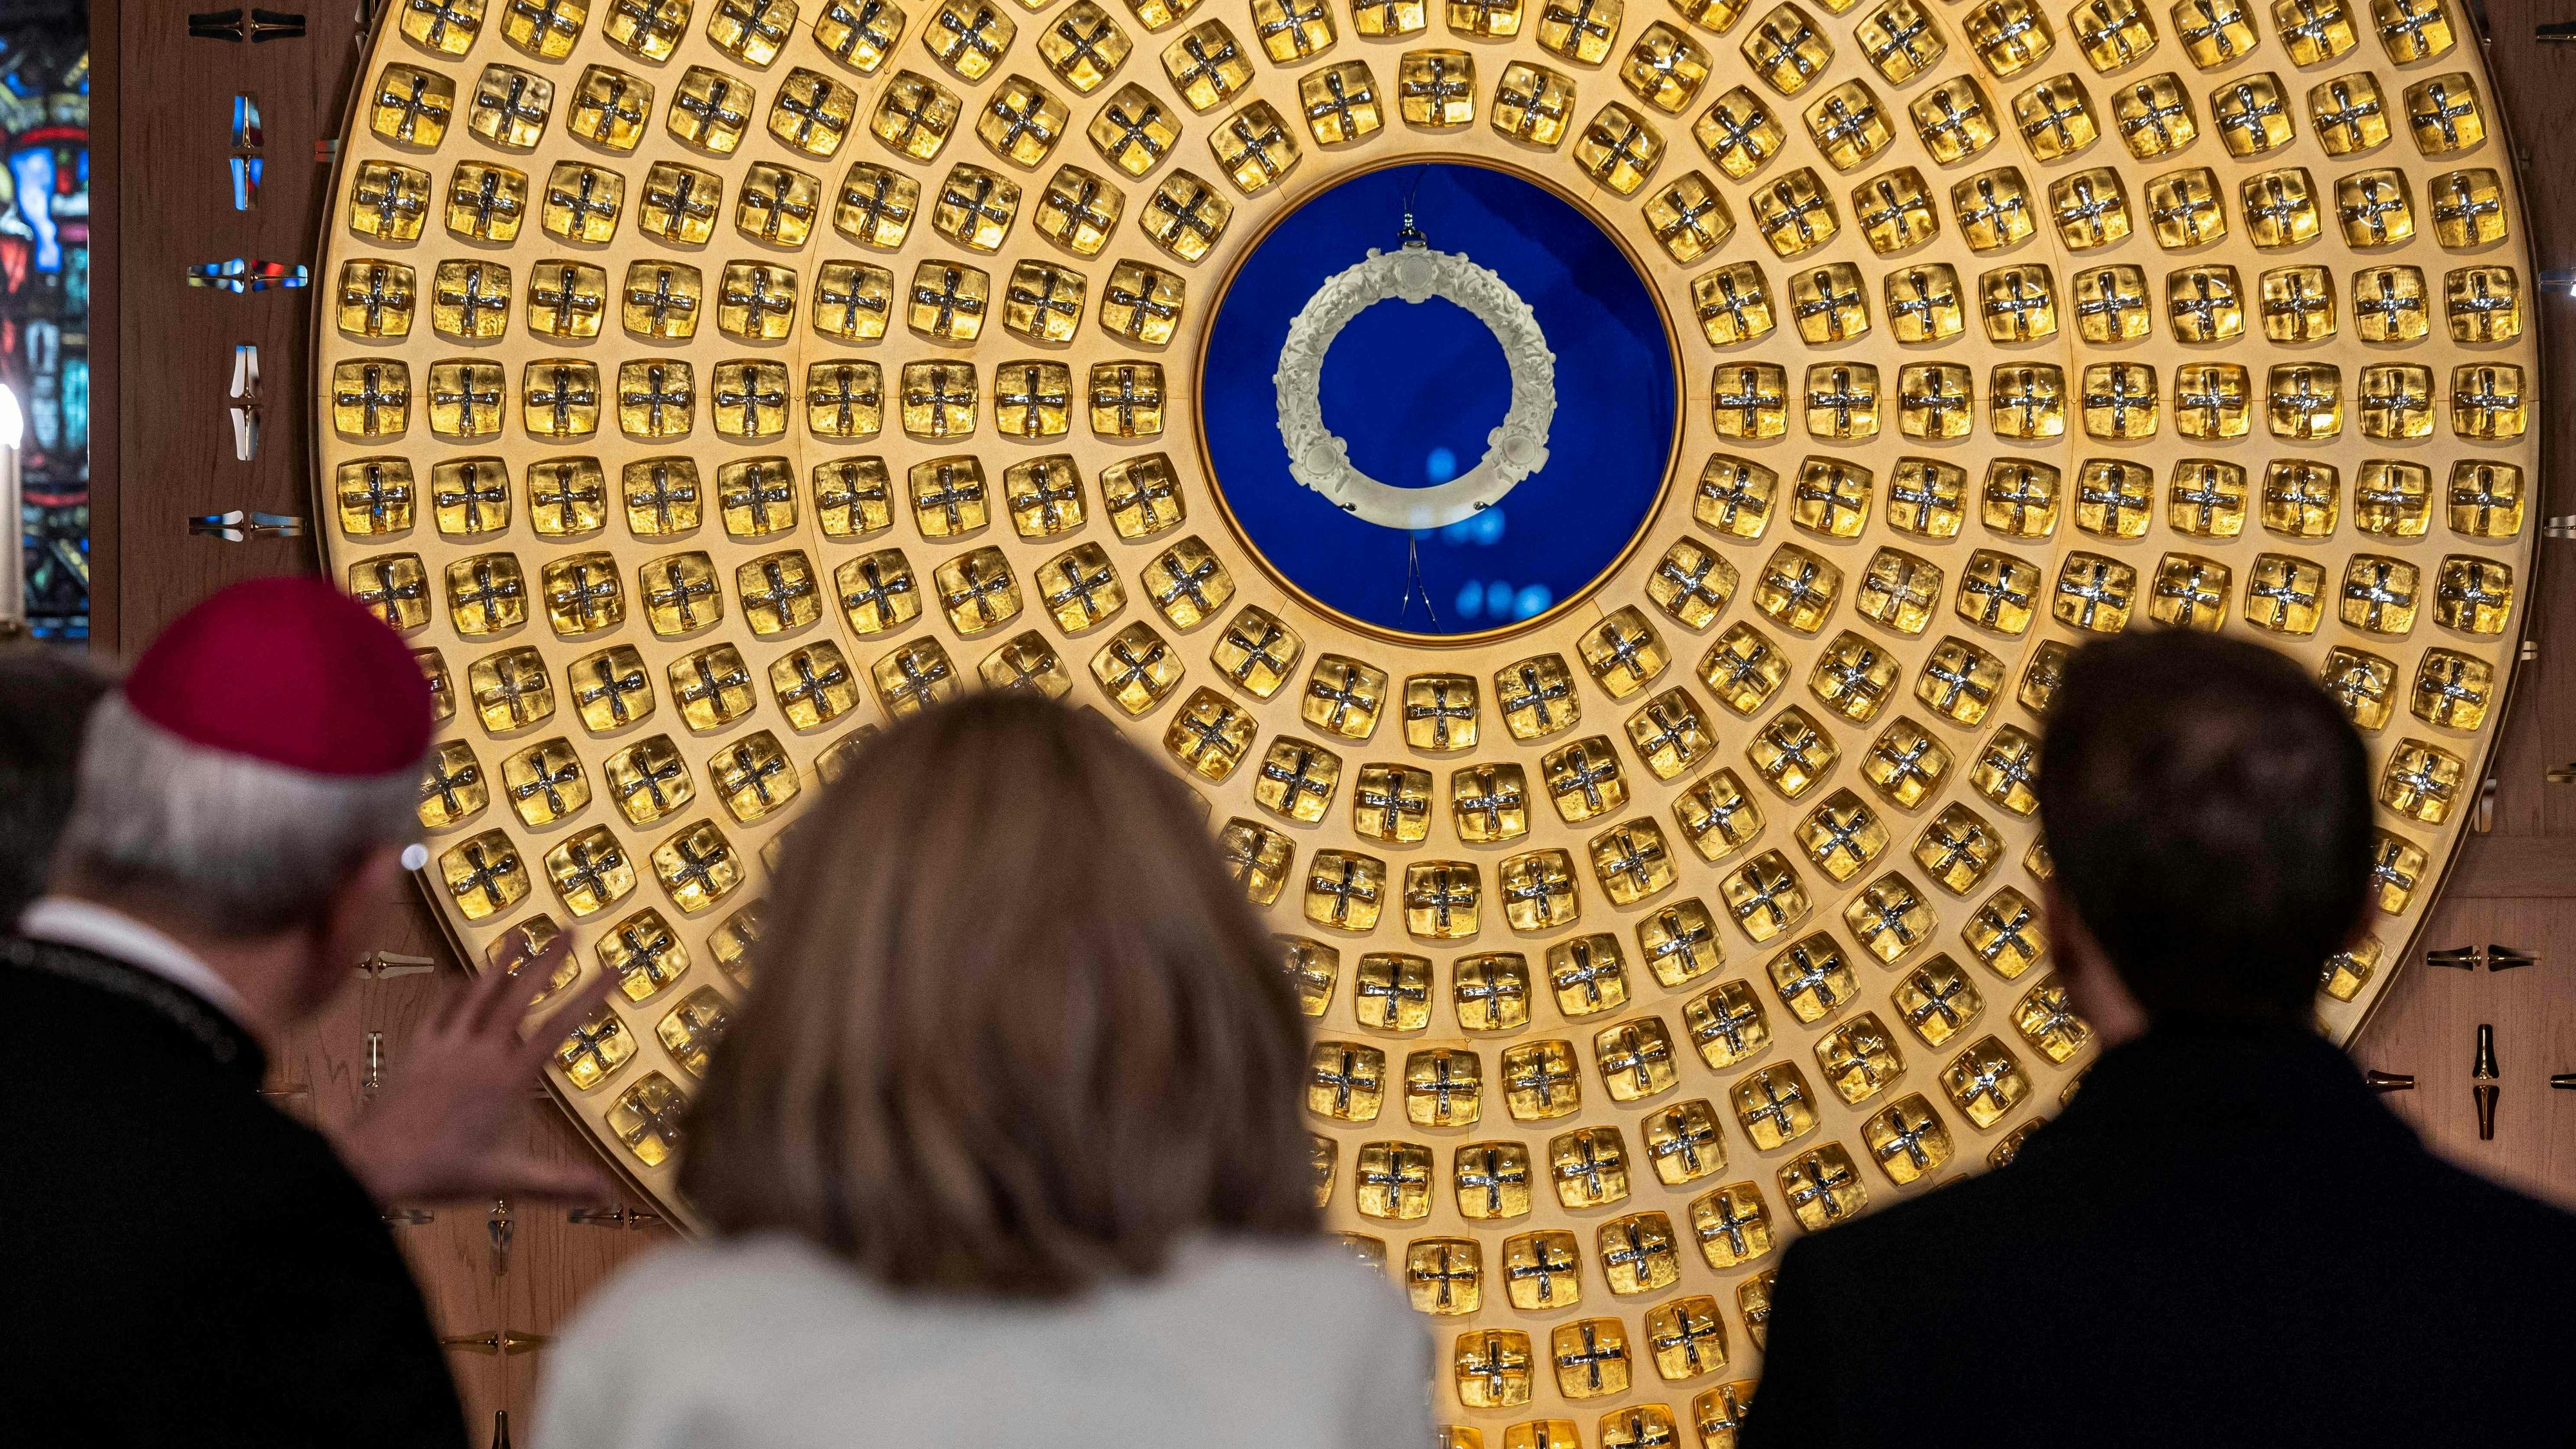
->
[1746,1027,2576,1449]
[2387,1148,2576,1315]
[2413,1147,2576,1236]
[1781,1110,2576,1304]
[1770,1149,2041,1292]
[1,956,343,1216]
[0,950,467,1449]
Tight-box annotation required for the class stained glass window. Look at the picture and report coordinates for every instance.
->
[0,6,88,639]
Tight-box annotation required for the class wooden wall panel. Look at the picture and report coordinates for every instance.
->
[2350,0,2576,1208]
[96,0,353,646]
[269,893,675,1439]
[2364,898,2576,1209]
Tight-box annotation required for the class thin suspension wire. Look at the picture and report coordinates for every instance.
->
[1389,163,1441,630]
[1400,533,1441,630]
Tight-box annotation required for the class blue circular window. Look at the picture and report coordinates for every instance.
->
[1200,162,1681,639]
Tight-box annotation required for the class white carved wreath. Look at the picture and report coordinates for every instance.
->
[1273,245,1557,531]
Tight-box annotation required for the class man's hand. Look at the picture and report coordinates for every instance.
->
[337,936,621,1206]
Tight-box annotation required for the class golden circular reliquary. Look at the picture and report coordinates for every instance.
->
[314,0,2537,1439]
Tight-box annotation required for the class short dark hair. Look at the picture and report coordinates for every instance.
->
[0,647,114,923]
[2034,630,2372,1018]
[679,692,1318,1295]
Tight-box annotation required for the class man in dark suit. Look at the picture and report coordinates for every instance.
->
[1,578,610,1447]
[1743,630,2576,1448]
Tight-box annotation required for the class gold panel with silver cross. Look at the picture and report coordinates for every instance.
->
[316,0,2539,1439]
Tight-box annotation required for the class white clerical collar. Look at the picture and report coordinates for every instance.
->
[18,896,255,1028]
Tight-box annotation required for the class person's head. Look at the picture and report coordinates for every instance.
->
[52,577,432,1021]
[2035,629,2372,1030]
[0,647,116,924]
[681,692,1318,1296]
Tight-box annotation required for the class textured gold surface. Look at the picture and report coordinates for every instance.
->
[316,0,2537,1437]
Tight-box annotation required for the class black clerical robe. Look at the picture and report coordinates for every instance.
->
[1742,1020,2576,1449]
[0,935,466,1448]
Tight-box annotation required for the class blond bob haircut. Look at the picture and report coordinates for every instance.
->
[680,693,1319,1294]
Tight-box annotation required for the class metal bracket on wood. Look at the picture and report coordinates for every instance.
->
[2474,1024,2499,1141]
[356,949,438,978]
[489,1197,513,1276]
[228,345,261,460]
[2425,945,2539,971]
[188,510,304,541]
[569,1204,666,1229]
[439,1331,547,1355]
[187,8,305,41]
[186,258,309,292]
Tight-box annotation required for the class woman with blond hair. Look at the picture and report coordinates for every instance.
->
[538,694,1428,1448]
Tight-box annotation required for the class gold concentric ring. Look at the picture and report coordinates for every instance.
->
[314,0,2539,1439]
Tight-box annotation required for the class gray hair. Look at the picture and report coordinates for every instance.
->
[55,694,422,937]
